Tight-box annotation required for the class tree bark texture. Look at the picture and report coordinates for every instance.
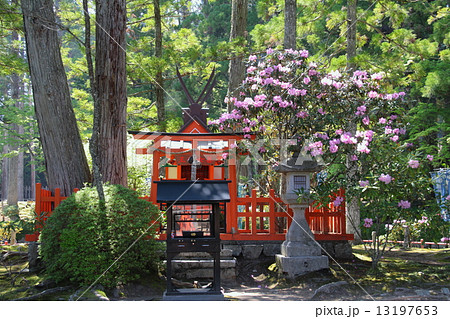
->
[7,27,21,206]
[21,0,91,196]
[284,0,297,50]
[346,0,357,71]
[83,0,105,202]
[154,0,166,131]
[345,0,362,243]
[227,0,248,111]
[95,0,128,186]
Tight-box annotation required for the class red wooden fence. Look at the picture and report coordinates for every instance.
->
[24,183,78,242]
[26,183,353,242]
[305,188,354,240]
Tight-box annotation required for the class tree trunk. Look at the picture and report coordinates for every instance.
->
[83,0,104,202]
[227,0,248,111]
[154,0,166,131]
[21,0,91,196]
[284,0,297,50]
[7,24,21,206]
[1,145,7,201]
[95,0,128,186]
[346,0,357,71]
[345,0,362,244]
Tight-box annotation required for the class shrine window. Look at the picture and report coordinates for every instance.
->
[180,165,210,180]
[171,204,213,238]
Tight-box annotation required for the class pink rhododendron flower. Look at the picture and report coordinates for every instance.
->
[273,96,283,103]
[281,82,292,89]
[333,82,343,89]
[398,200,411,209]
[355,105,366,116]
[357,142,370,154]
[378,117,387,124]
[427,155,433,161]
[321,77,333,86]
[264,77,274,85]
[299,50,309,58]
[408,159,419,168]
[368,91,379,98]
[330,144,338,153]
[303,76,311,84]
[371,72,383,80]
[418,216,429,225]
[333,196,344,207]
[390,135,399,142]
[350,155,358,161]
[340,132,357,144]
[359,180,369,187]
[318,108,326,115]
[378,174,392,184]
[249,55,257,61]
[315,133,329,140]
[362,117,370,125]
[363,218,373,228]
[296,111,308,118]
[329,70,342,79]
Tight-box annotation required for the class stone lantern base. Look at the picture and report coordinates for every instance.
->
[275,203,329,278]
[275,254,329,278]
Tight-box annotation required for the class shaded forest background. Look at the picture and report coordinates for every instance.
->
[0,0,448,201]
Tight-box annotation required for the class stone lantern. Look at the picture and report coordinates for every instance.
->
[274,153,329,277]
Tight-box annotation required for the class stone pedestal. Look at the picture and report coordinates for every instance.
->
[276,202,328,278]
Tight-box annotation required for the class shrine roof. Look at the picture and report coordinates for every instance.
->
[129,130,250,139]
[129,130,247,136]
[155,180,231,203]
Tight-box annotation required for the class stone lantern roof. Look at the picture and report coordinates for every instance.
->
[274,152,322,173]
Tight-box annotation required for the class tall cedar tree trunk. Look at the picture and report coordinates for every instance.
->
[227,0,248,112]
[7,26,20,206]
[95,0,128,186]
[21,0,91,196]
[346,0,357,71]
[284,0,297,50]
[83,0,104,202]
[154,0,166,131]
[346,0,362,243]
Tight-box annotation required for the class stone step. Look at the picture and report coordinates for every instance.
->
[174,249,233,260]
[166,258,237,282]
[170,259,236,270]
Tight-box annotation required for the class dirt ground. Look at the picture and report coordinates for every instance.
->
[108,247,450,301]
[1,245,449,301]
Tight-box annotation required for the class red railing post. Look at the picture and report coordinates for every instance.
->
[269,189,276,237]
[35,183,42,231]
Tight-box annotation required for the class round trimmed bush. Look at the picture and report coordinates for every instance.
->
[40,184,163,288]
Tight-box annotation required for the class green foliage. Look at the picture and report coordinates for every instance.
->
[40,184,163,288]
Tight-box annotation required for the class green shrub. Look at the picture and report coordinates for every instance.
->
[40,184,163,288]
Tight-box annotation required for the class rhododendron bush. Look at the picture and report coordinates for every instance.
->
[211,49,447,267]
